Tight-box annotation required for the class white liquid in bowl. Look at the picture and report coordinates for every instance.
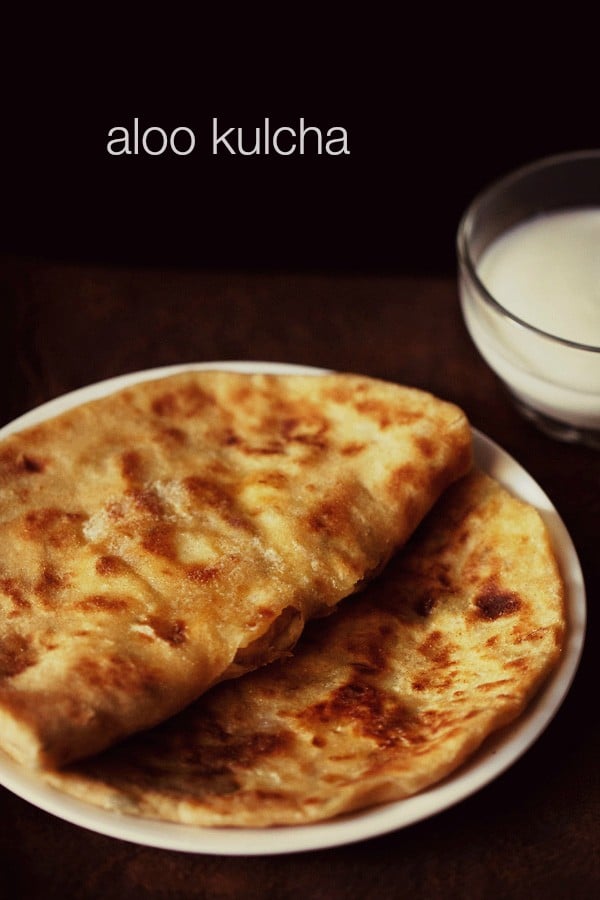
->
[479,209,600,345]
[460,208,600,430]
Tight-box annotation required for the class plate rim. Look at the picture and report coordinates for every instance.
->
[0,361,587,855]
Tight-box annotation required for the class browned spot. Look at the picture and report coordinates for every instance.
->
[307,494,348,537]
[412,670,458,696]
[142,523,175,558]
[228,732,291,766]
[515,627,549,644]
[20,454,46,473]
[420,708,458,734]
[387,464,423,496]
[475,586,521,620]
[356,398,422,429]
[281,416,329,449]
[186,564,220,583]
[148,616,187,645]
[120,450,144,483]
[36,567,63,591]
[96,555,126,576]
[0,448,19,479]
[184,476,252,531]
[222,430,241,446]
[0,450,47,478]
[418,630,454,666]
[152,392,177,416]
[75,654,159,696]
[205,459,229,478]
[231,384,252,406]
[184,477,234,509]
[130,488,164,517]
[34,567,64,606]
[240,442,286,456]
[414,435,435,459]
[312,735,327,747]
[0,577,30,610]
[22,508,85,547]
[255,471,288,488]
[158,426,186,444]
[301,681,412,749]
[507,658,528,670]
[0,633,37,678]
[355,399,391,429]
[74,595,130,612]
[325,384,353,404]
[477,679,513,692]
[178,730,296,783]
[341,442,366,456]
[151,383,215,418]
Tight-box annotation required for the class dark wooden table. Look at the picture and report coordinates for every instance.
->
[0,256,598,899]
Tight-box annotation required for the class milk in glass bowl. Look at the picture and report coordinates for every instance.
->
[457,151,600,448]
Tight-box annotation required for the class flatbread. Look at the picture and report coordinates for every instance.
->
[44,470,564,826]
[0,370,472,768]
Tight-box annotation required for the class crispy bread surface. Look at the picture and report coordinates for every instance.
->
[45,471,564,825]
[0,371,471,767]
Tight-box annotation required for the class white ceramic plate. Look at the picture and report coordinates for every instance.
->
[0,362,586,855]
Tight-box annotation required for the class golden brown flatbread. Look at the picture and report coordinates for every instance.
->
[44,470,564,826]
[0,370,471,769]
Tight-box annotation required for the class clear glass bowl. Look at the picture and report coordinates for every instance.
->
[457,150,600,449]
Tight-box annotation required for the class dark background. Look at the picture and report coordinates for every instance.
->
[2,20,598,275]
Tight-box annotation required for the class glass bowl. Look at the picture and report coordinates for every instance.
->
[457,150,600,449]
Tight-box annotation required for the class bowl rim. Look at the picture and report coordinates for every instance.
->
[456,149,600,354]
